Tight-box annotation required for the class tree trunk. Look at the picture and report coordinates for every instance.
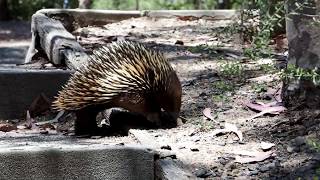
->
[135,0,139,10]
[78,0,92,9]
[283,0,320,108]
[25,13,89,70]
[217,0,230,9]
[193,0,201,10]
[0,0,10,20]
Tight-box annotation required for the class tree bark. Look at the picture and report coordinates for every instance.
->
[135,0,139,10]
[25,12,89,70]
[217,0,231,9]
[193,0,201,10]
[0,0,10,20]
[78,0,92,9]
[283,0,320,108]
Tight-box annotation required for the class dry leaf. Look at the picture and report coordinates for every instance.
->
[225,123,243,142]
[29,93,51,117]
[233,150,274,163]
[246,106,286,121]
[245,101,284,113]
[260,142,275,151]
[25,110,37,129]
[35,110,65,126]
[0,123,17,132]
[210,123,243,142]
[203,108,218,123]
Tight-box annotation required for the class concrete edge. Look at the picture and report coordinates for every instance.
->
[0,142,155,180]
[36,9,239,21]
[145,9,239,19]
[0,68,72,119]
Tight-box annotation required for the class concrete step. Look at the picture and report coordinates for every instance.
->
[0,133,154,180]
[0,41,30,64]
[0,68,71,119]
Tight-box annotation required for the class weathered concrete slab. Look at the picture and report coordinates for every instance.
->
[0,42,30,64]
[37,9,142,28]
[0,46,28,64]
[0,68,71,119]
[155,158,197,180]
[35,9,238,30]
[0,133,154,180]
[144,9,238,20]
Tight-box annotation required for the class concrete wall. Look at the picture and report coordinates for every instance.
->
[0,68,71,119]
[0,134,154,180]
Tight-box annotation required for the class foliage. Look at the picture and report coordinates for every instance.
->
[251,83,267,93]
[92,0,135,10]
[219,61,244,79]
[212,81,235,93]
[248,0,285,59]
[193,118,216,131]
[7,0,78,20]
[281,64,320,86]
[220,0,285,60]
[259,63,277,73]
[307,138,320,152]
[212,93,231,105]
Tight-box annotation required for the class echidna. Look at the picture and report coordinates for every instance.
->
[53,41,182,135]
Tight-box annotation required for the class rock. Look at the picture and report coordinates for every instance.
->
[259,165,269,173]
[294,136,306,146]
[175,40,184,45]
[312,154,320,161]
[249,170,259,176]
[161,145,172,150]
[260,142,275,151]
[155,159,196,180]
[286,146,294,153]
[194,168,212,178]
[266,162,276,169]
[39,130,49,134]
[190,148,199,152]
[248,164,258,171]
[218,158,228,165]
[273,160,281,167]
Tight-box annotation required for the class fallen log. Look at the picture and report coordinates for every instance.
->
[25,12,89,71]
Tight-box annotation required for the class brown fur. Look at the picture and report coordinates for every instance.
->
[53,41,182,136]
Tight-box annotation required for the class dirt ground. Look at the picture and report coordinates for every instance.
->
[1,17,320,179]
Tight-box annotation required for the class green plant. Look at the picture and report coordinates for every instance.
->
[211,81,234,105]
[193,118,216,131]
[307,138,320,152]
[212,94,230,103]
[251,83,268,93]
[248,0,285,59]
[281,64,320,86]
[7,0,78,20]
[212,81,235,93]
[260,63,277,73]
[219,62,244,79]
[221,0,285,60]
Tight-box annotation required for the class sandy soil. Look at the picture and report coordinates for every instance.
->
[1,17,320,179]
[74,16,320,179]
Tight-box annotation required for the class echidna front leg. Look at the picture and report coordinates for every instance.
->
[74,107,99,136]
